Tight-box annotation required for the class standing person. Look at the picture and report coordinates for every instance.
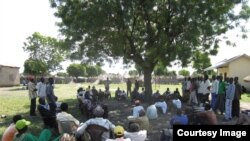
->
[28,77,37,117]
[134,80,139,91]
[210,75,219,111]
[232,77,242,118]
[202,74,211,104]
[105,77,110,92]
[127,78,132,97]
[225,78,235,121]
[216,76,226,115]
[188,78,198,106]
[46,77,57,115]
[36,77,46,102]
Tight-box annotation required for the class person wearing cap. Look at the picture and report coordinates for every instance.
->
[132,100,144,118]
[106,125,131,141]
[2,115,22,141]
[14,119,37,141]
[76,105,115,141]
[124,123,147,141]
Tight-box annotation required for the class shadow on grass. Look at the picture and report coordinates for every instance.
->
[7,87,26,91]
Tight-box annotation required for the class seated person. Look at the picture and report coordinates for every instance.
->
[2,115,22,141]
[139,88,145,102]
[76,106,115,141]
[196,103,218,125]
[77,87,85,98]
[106,125,131,141]
[124,123,147,141]
[37,98,58,130]
[173,88,182,100]
[155,96,167,114]
[172,97,182,109]
[146,101,158,120]
[56,103,80,127]
[14,119,38,141]
[236,112,250,125]
[169,109,188,126]
[132,100,144,117]
[91,86,99,102]
[128,109,149,131]
[115,87,122,99]
[98,89,105,101]
[152,90,161,102]
[163,88,171,98]
[131,88,140,102]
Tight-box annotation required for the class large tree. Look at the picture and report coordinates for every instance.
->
[51,0,250,101]
[192,51,211,73]
[23,59,47,77]
[67,63,86,79]
[23,32,67,72]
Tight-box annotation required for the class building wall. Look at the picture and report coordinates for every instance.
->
[228,56,250,91]
[217,67,229,79]
[0,65,20,87]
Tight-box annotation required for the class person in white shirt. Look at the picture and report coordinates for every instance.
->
[76,106,115,141]
[210,75,219,111]
[124,123,147,141]
[197,77,204,105]
[106,125,131,141]
[146,101,158,120]
[202,75,211,104]
[155,97,167,114]
[132,100,144,117]
[36,77,46,100]
[56,103,79,126]
[172,97,182,109]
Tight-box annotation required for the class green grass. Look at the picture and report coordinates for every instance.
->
[240,93,250,103]
[0,83,249,138]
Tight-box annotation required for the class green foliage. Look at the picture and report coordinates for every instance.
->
[23,59,47,76]
[66,63,86,78]
[178,69,190,77]
[86,65,98,77]
[192,51,212,73]
[129,70,139,77]
[23,32,67,72]
[50,0,250,99]
[56,72,68,77]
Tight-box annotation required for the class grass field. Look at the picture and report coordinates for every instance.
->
[0,83,181,137]
[0,83,249,138]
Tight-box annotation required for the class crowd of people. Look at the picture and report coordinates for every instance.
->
[1,75,250,141]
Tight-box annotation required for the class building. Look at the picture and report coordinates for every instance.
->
[204,54,250,91]
[0,65,20,87]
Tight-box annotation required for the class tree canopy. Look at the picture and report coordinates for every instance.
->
[178,69,190,77]
[23,59,47,76]
[50,0,250,101]
[23,32,67,72]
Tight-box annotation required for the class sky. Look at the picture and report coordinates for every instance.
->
[0,0,250,75]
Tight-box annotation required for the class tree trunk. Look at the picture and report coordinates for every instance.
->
[143,68,153,102]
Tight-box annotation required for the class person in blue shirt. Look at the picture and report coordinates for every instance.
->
[169,109,188,126]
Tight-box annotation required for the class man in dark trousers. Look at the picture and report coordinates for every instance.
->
[46,77,57,115]
[126,79,132,97]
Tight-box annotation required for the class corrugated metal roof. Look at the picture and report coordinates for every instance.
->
[204,54,250,71]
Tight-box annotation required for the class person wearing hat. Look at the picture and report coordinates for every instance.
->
[106,125,131,141]
[76,105,115,141]
[2,115,22,141]
[14,119,52,141]
[14,119,36,141]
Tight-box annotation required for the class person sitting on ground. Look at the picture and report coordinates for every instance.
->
[169,109,188,126]
[155,96,167,114]
[172,96,182,110]
[76,106,115,141]
[131,88,140,102]
[14,119,38,141]
[163,88,171,99]
[2,115,22,141]
[128,109,149,131]
[152,90,161,102]
[56,103,80,126]
[196,103,218,125]
[124,123,147,141]
[120,90,127,100]
[139,88,145,102]
[106,125,131,141]
[146,100,158,120]
[115,87,122,100]
[37,98,58,130]
[98,89,105,101]
[236,112,250,125]
[132,100,144,118]
[92,86,99,102]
